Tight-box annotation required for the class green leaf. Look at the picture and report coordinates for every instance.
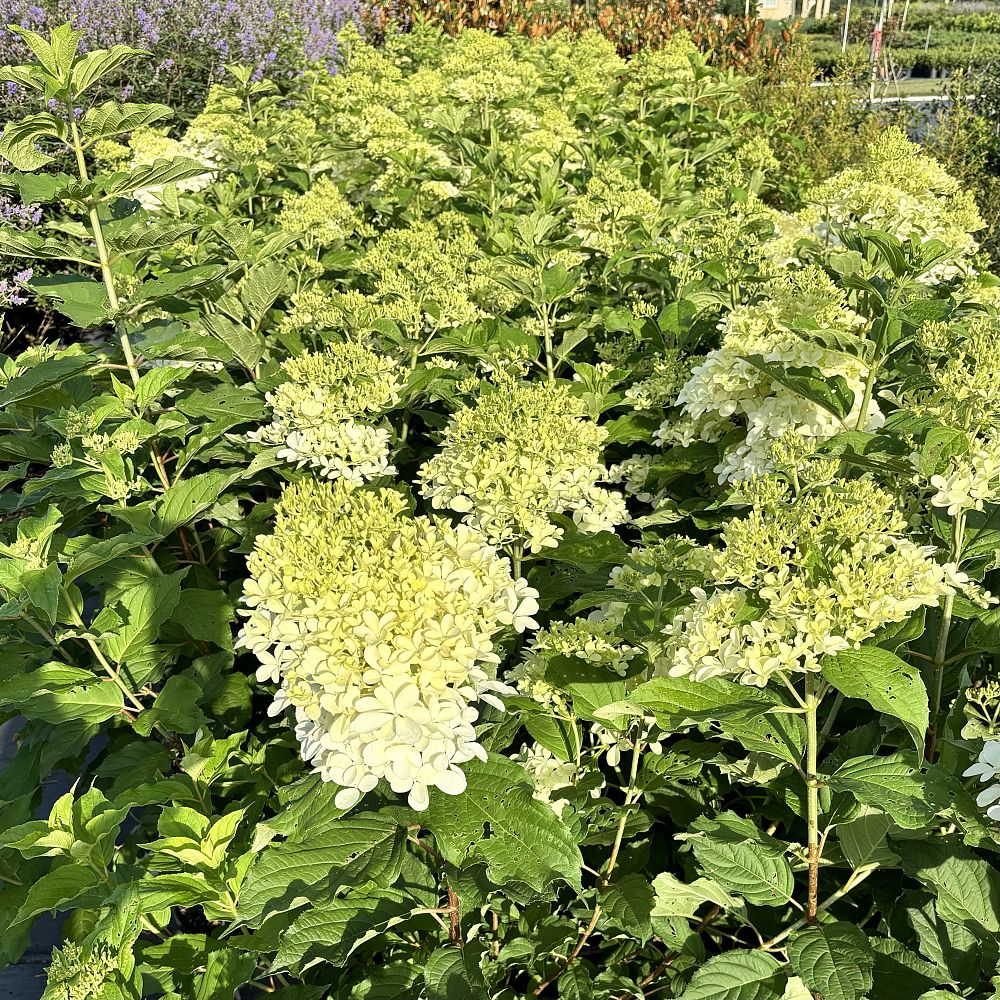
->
[423,946,489,1000]
[64,532,159,585]
[176,385,265,424]
[869,937,945,999]
[918,425,969,478]
[70,45,146,95]
[237,814,406,927]
[544,658,626,725]
[601,873,655,942]
[741,355,855,421]
[20,680,124,725]
[134,675,207,736]
[425,754,583,893]
[173,589,234,648]
[897,840,1000,936]
[829,754,938,829]
[200,314,264,370]
[155,470,238,534]
[651,872,744,921]
[7,24,77,78]
[0,662,96,707]
[557,965,594,1000]
[679,950,784,1000]
[838,807,899,869]
[686,813,795,907]
[21,562,61,624]
[239,260,288,322]
[271,889,413,974]
[103,157,212,199]
[0,354,91,408]
[31,274,110,327]
[787,922,874,1000]
[193,946,257,1000]
[100,571,186,667]
[612,676,805,765]
[14,865,102,925]
[821,647,929,760]
[81,101,172,142]
[0,113,66,170]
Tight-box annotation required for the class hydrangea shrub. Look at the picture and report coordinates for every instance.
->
[2,21,1000,1000]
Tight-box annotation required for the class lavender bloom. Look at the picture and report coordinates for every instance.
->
[0,195,41,228]
[0,268,33,308]
[0,0,364,99]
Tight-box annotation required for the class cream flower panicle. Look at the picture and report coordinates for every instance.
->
[659,479,956,687]
[248,343,402,484]
[238,478,540,811]
[418,371,628,553]
[515,743,577,817]
[964,741,1000,821]
[659,266,883,483]
[797,127,984,284]
[928,441,1000,517]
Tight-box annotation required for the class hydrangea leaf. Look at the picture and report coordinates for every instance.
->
[270,889,413,974]
[81,101,173,143]
[896,840,1000,936]
[829,753,941,829]
[821,647,929,760]
[600,872,655,942]
[14,865,103,926]
[686,813,795,908]
[651,872,745,921]
[425,754,583,893]
[99,570,187,667]
[679,950,784,1000]
[787,922,874,1000]
[237,814,407,928]
[740,355,855,421]
[423,945,489,1000]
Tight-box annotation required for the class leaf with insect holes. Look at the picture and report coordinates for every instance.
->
[821,647,929,760]
[425,754,583,893]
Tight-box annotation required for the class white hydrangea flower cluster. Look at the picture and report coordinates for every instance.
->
[510,617,638,711]
[238,478,540,811]
[607,454,658,504]
[571,164,663,256]
[928,440,1000,517]
[128,128,218,212]
[532,617,639,675]
[624,353,694,412]
[248,344,402,483]
[661,267,883,482]
[798,127,984,283]
[964,741,1000,821]
[514,743,578,818]
[418,372,628,553]
[660,479,957,687]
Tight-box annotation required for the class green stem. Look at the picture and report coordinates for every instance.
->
[540,300,555,381]
[804,672,821,924]
[69,119,136,387]
[926,510,967,762]
[63,589,175,745]
[69,119,172,493]
[761,865,877,950]
[855,353,880,432]
[532,739,644,995]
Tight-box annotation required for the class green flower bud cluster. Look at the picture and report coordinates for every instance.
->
[249,343,402,483]
[418,372,628,553]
